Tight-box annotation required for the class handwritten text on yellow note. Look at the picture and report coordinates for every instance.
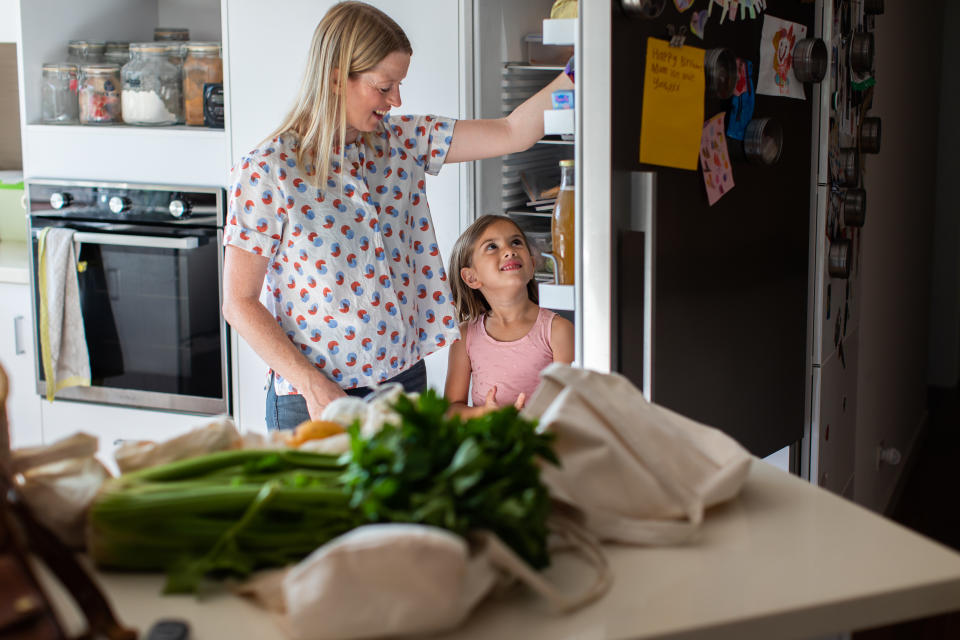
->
[639,38,705,171]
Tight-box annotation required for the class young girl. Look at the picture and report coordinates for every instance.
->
[445,215,574,417]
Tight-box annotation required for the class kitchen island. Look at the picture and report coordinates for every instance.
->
[40,460,960,639]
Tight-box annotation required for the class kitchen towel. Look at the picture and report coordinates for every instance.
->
[38,227,90,401]
[524,364,752,546]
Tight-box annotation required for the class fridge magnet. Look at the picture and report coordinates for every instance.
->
[690,10,708,38]
[639,37,706,171]
[757,15,807,99]
[726,59,754,140]
[699,113,735,205]
[673,0,695,13]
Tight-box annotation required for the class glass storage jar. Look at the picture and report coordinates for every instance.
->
[66,40,106,64]
[40,62,79,124]
[182,42,222,126]
[121,43,182,126]
[154,27,190,42]
[78,63,122,125]
[104,42,130,66]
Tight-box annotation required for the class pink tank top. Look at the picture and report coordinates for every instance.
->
[465,307,556,408]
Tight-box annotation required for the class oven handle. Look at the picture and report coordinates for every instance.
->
[32,229,200,250]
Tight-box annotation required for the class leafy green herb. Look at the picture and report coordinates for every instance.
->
[340,390,559,569]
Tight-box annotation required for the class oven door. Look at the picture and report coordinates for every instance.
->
[30,219,228,415]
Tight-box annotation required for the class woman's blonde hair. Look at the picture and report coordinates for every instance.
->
[268,1,411,188]
[449,215,539,324]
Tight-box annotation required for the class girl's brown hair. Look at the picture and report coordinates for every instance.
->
[268,1,412,188]
[449,215,539,323]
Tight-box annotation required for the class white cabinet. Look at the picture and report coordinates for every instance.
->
[41,399,216,474]
[0,0,18,43]
[0,281,42,447]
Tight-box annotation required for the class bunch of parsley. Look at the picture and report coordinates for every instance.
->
[340,389,559,569]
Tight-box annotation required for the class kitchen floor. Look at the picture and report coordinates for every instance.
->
[853,384,960,639]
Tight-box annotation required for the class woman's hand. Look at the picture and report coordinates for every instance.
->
[301,374,348,420]
[445,71,574,163]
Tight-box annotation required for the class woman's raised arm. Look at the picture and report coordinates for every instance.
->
[445,71,573,164]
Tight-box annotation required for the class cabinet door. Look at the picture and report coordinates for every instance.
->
[0,282,42,447]
[41,400,219,475]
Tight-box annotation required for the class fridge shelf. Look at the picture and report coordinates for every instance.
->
[544,109,575,135]
[542,18,576,46]
[537,135,575,145]
[505,62,564,72]
[539,283,575,311]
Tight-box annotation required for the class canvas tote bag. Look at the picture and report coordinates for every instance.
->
[237,512,611,640]
[524,364,753,545]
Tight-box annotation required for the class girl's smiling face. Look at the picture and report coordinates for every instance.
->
[342,50,410,143]
[461,219,535,292]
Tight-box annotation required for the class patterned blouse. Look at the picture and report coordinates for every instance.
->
[224,114,460,395]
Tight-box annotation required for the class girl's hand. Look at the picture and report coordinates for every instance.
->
[481,387,526,412]
[513,392,526,409]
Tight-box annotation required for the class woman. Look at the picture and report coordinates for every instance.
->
[221,1,573,430]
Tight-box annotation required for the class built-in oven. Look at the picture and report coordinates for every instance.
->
[26,180,229,415]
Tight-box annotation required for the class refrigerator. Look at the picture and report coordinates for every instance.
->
[604,1,820,459]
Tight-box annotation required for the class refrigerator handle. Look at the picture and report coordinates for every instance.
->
[629,171,656,401]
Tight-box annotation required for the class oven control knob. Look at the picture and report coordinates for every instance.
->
[49,192,73,210]
[169,199,191,218]
[109,196,132,214]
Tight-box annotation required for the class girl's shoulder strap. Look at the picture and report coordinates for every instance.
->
[537,307,557,346]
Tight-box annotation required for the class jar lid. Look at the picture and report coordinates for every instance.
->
[130,42,169,54]
[80,63,121,74]
[154,27,190,41]
[559,159,575,167]
[104,41,129,51]
[184,42,221,53]
[67,40,106,49]
[42,62,79,71]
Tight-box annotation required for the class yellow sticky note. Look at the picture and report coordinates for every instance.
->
[639,38,706,171]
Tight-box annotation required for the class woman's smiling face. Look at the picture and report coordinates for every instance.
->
[342,50,410,143]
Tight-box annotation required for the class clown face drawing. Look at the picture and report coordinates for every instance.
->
[772,25,796,91]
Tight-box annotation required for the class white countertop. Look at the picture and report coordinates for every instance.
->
[0,240,28,284]
[40,461,960,640]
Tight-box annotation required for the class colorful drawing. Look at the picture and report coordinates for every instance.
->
[690,9,708,38]
[699,113,735,206]
[708,0,766,23]
[757,15,807,100]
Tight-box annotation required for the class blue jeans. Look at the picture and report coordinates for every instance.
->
[265,360,427,431]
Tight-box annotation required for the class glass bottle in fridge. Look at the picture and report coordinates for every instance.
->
[121,43,182,126]
[40,63,79,124]
[551,159,576,285]
[182,42,222,126]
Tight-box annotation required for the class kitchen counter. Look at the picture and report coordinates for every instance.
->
[0,240,28,284]
[40,461,960,639]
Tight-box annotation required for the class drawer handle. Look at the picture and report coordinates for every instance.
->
[14,315,25,355]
